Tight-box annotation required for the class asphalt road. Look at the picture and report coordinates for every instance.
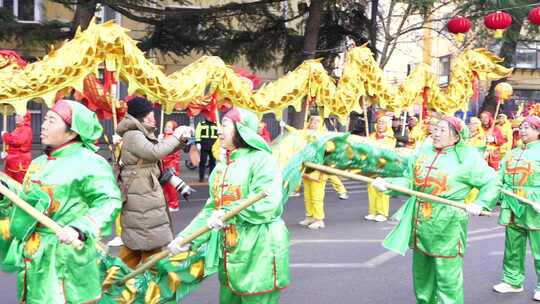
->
[0,180,538,303]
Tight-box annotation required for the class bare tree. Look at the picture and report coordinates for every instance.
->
[376,0,457,69]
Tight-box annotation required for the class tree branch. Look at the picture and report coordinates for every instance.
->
[107,4,161,24]
[379,1,411,68]
[107,0,288,17]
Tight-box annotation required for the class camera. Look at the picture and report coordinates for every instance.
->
[159,168,196,200]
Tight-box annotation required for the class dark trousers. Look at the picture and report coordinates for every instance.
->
[199,149,216,181]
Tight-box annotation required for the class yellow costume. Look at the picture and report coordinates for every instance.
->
[496,114,513,157]
[464,117,487,204]
[366,116,396,219]
[328,175,347,196]
[467,117,487,152]
[212,138,222,162]
[303,170,328,221]
[300,116,346,229]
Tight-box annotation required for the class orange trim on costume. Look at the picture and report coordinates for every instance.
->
[413,150,448,218]
[505,149,533,188]
[411,150,461,257]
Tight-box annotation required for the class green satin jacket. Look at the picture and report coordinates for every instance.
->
[499,140,540,230]
[0,142,122,304]
[178,147,290,295]
[386,144,500,257]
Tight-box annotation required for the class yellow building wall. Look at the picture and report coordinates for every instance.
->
[43,1,74,22]
[508,70,540,90]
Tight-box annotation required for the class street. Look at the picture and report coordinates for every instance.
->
[0,180,537,303]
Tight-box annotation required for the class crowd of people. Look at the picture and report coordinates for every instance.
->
[0,95,539,303]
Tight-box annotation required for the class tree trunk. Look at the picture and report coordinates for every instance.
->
[481,11,525,114]
[72,0,98,33]
[370,0,379,59]
[290,0,323,129]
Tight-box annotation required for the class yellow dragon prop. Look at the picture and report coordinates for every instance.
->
[0,20,511,119]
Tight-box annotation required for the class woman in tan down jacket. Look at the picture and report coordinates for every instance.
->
[115,97,191,268]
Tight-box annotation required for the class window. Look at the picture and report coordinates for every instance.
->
[0,0,42,23]
[513,89,540,101]
[515,42,538,69]
[504,90,540,116]
[438,55,451,85]
[94,4,120,23]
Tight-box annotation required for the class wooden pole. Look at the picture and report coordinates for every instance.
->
[361,97,369,137]
[401,112,407,136]
[302,97,310,129]
[494,99,502,120]
[160,105,165,135]
[304,162,492,216]
[0,183,84,249]
[110,72,118,132]
[120,191,268,284]
[2,105,7,153]
[103,134,116,164]
[501,189,540,210]
[111,99,118,132]
[490,99,502,134]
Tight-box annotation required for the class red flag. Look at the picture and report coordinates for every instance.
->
[102,69,116,94]
[203,92,218,122]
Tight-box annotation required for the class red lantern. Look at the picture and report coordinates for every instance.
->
[528,7,540,26]
[447,16,472,42]
[484,11,512,39]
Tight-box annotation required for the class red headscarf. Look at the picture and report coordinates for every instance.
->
[51,100,73,126]
[223,107,241,123]
[522,115,540,130]
[442,116,463,134]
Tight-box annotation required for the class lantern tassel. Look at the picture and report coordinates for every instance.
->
[455,33,464,42]
[494,29,504,39]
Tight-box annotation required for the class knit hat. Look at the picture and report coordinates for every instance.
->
[127,97,154,119]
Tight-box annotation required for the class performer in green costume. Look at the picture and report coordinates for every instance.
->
[0,100,122,304]
[168,107,289,304]
[373,116,500,304]
[492,115,540,301]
